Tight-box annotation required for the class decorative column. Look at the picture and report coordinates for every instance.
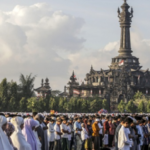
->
[118,0,133,56]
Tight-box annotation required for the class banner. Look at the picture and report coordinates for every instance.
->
[73,89,80,95]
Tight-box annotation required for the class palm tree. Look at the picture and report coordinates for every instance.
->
[19,74,36,98]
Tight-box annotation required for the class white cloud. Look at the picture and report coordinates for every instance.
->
[0,3,85,90]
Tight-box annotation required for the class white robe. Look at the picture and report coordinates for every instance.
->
[0,116,14,150]
[47,122,55,142]
[10,116,32,150]
[33,120,42,150]
[136,125,144,146]
[118,126,132,150]
[41,122,49,150]
[81,127,88,141]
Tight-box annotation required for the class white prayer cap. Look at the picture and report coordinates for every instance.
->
[51,117,56,120]
[6,117,11,122]
[95,119,100,122]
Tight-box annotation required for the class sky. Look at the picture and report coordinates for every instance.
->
[0,0,149,91]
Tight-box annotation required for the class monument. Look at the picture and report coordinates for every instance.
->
[63,0,150,111]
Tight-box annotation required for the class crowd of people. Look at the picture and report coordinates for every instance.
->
[0,112,150,150]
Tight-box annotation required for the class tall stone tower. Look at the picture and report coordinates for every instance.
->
[110,0,141,70]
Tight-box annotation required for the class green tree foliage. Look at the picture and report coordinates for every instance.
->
[19,74,36,98]
[133,91,143,100]
[147,101,150,113]
[138,101,145,113]
[125,100,136,113]
[118,100,125,113]
[102,99,109,110]
[19,97,27,112]
[27,97,41,112]
[0,79,8,111]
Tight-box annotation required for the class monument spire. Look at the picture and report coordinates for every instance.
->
[118,0,133,56]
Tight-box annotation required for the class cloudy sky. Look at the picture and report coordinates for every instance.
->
[0,0,149,91]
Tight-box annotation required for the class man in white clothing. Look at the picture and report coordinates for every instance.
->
[60,118,68,150]
[81,123,88,150]
[48,119,55,150]
[118,118,133,150]
[54,119,62,150]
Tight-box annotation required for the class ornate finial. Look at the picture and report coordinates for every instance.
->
[41,79,44,87]
[45,78,49,83]
[118,7,120,13]
[124,0,127,3]
[70,70,76,82]
[90,65,93,72]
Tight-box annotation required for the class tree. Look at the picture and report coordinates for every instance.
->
[81,99,88,113]
[133,91,143,100]
[8,97,17,112]
[27,97,41,112]
[125,100,136,113]
[19,97,27,112]
[0,79,9,111]
[19,74,36,98]
[138,101,145,113]
[90,99,100,113]
[118,100,125,113]
[147,101,150,113]
[102,99,109,111]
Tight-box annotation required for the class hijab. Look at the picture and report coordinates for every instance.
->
[22,119,38,150]
[11,116,32,150]
[0,115,14,150]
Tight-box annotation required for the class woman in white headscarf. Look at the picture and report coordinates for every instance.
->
[10,116,32,150]
[0,115,14,150]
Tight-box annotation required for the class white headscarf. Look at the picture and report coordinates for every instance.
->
[6,117,12,122]
[0,115,14,150]
[10,116,32,150]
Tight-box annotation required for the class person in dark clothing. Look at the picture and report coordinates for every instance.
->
[35,114,45,150]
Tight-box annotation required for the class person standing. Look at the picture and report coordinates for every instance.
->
[141,119,149,150]
[103,116,110,147]
[11,116,32,150]
[42,117,49,150]
[108,118,115,147]
[47,119,55,150]
[22,119,38,150]
[118,118,133,150]
[98,118,103,148]
[69,119,74,150]
[35,114,45,150]
[81,123,88,150]
[136,117,144,150]
[54,118,62,150]
[0,115,14,150]
[130,121,138,150]
[92,118,100,150]
[74,117,82,150]
[114,117,124,150]
[66,120,71,150]
[85,120,93,150]
[60,118,68,150]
